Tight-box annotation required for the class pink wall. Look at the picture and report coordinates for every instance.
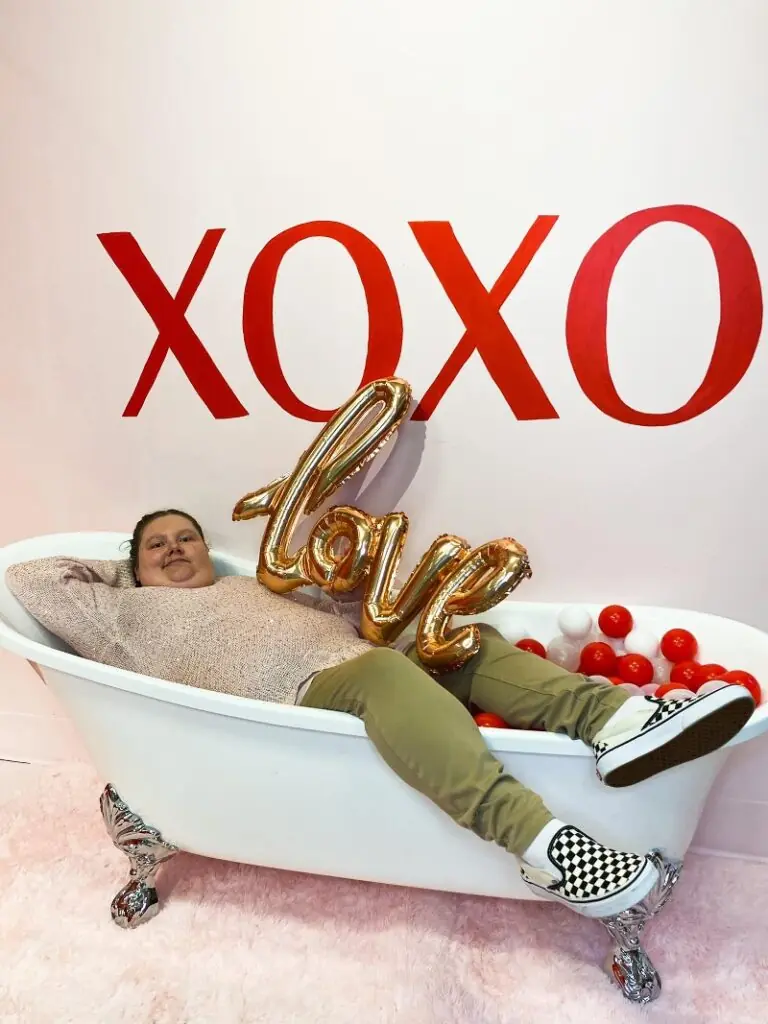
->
[2,0,768,858]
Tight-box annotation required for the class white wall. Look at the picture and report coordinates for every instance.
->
[1,0,767,855]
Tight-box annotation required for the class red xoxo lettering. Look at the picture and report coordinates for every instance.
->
[100,206,764,425]
[242,221,402,421]
[409,217,559,420]
[566,205,763,425]
[98,230,248,418]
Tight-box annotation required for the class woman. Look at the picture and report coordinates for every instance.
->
[6,509,754,920]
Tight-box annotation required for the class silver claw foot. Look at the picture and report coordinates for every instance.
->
[601,850,683,1004]
[99,784,179,929]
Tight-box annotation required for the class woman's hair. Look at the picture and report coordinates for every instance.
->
[126,509,207,585]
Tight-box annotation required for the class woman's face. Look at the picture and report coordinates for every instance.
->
[136,514,216,589]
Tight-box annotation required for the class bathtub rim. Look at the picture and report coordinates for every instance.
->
[1,531,768,755]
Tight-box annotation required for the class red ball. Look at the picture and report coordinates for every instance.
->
[721,670,762,705]
[670,660,703,689]
[618,653,654,686]
[598,605,634,639]
[516,638,547,658]
[579,642,618,677]
[655,680,693,699]
[660,628,698,663]
[698,663,727,684]
[608,676,624,686]
[474,712,510,729]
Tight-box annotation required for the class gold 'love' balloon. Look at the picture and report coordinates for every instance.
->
[417,538,533,671]
[233,377,532,671]
[359,513,470,646]
[306,505,379,595]
[232,377,412,593]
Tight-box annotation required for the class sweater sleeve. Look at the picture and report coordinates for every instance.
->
[4,557,134,659]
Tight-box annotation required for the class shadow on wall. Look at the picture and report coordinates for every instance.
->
[290,419,428,550]
[344,419,428,516]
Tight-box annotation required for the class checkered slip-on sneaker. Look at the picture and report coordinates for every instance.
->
[594,684,755,788]
[519,825,659,919]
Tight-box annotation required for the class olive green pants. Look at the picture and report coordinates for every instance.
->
[300,626,628,857]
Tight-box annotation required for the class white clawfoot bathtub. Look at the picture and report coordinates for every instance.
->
[2,532,768,1003]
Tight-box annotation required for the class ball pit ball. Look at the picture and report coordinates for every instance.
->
[698,663,727,684]
[502,621,534,645]
[546,635,581,672]
[599,634,627,655]
[667,688,696,701]
[652,657,671,685]
[660,628,698,663]
[557,606,594,640]
[516,638,547,658]
[619,682,643,696]
[697,679,729,697]
[598,605,634,639]
[655,680,693,699]
[670,660,702,689]
[617,653,655,686]
[625,627,660,659]
[473,712,509,729]
[721,670,762,705]
[579,642,618,677]
[551,602,763,709]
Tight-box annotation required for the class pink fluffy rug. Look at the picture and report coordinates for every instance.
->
[1,762,767,1024]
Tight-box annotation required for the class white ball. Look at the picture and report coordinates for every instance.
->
[652,657,671,685]
[697,680,729,697]
[501,620,533,644]
[557,606,594,640]
[618,682,643,696]
[588,675,613,686]
[640,683,658,696]
[546,635,581,672]
[598,633,626,655]
[625,627,660,659]
[659,687,695,702]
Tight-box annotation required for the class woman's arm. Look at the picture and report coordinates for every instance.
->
[5,557,133,658]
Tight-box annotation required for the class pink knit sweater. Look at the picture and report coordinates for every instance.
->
[5,557,375,704]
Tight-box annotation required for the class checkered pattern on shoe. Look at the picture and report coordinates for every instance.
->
[548,827,646,902]
[592,695,694,758]
[643,694,693,726]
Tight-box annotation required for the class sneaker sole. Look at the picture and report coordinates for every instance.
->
[522,857,659,919]
[598,685,754,788]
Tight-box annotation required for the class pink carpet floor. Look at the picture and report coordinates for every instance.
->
[1,762,768,1024]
